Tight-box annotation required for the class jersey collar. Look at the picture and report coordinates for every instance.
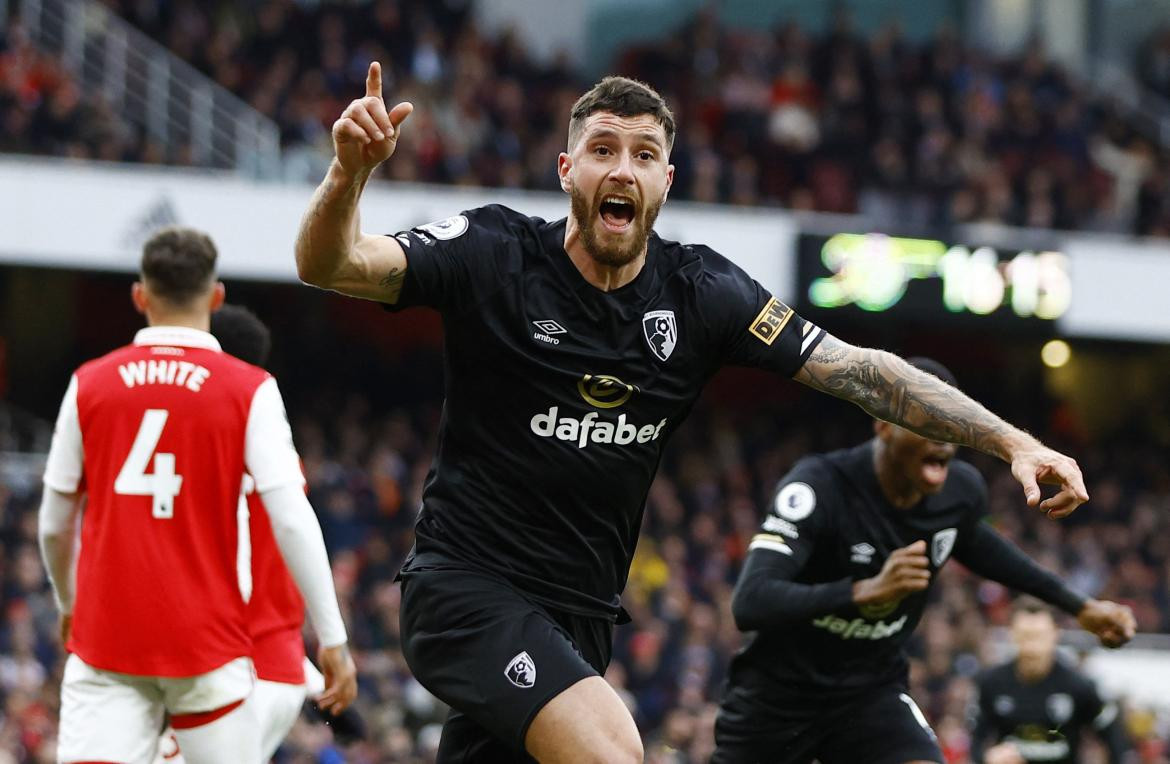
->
[542,218,662,301]
[133,326,222,352]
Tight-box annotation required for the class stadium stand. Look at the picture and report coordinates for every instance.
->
[4,1,1170,235]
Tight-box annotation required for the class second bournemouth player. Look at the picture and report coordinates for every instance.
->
[713,360,1135,764]
[295,63,1093,763]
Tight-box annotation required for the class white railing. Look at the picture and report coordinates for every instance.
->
[15,0,281,175]
[1085,57,1170,147]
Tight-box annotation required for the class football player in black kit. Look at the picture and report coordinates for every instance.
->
[712,359,1135,764]
[970,599,1131,764]
[295,61,1094,763]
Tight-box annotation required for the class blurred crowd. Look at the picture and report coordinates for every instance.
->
[1,369,1169,762]
[5,1,1170,235]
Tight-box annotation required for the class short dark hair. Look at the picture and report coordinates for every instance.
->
[140,226,218,306]
[905,357,957,387]
[568,76,676,152]
[210,304,271,367]
[1013,596,1055,618]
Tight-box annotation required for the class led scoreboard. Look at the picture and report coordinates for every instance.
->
[797,232,1071,327]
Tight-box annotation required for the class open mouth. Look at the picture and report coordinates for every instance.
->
[920,453,953,488]
[599,195,636,232]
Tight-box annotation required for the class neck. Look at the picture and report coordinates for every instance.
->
[1015,655,1054,683]
[562,214,646,292]
[872,438,922,509]
[146,310,210,333]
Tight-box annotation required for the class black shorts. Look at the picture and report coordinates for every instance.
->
[399,566,613,762]
[713,680,943,764]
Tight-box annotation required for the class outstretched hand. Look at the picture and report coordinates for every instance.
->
[1009,442,1088,518]
[317,642,358,714]
[332,61,414,177]
[1078,599,1136,649]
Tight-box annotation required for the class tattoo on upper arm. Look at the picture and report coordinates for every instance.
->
[797,335,1014,456]
[379,267,405,291]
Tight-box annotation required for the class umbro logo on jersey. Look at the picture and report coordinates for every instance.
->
[505,651,536,688]
[532,320,566,345]
[643,310,677,362]
[851,543,875,564]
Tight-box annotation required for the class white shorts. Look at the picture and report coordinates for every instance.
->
[249,678,308,760]
[58,654,254,764]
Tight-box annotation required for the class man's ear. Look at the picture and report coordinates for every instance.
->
[558,152,572,193]
[209,282,226,312]
[131,282,148,315]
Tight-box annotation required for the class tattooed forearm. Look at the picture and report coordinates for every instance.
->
[294,162,406,301]
[795,335,1030,459]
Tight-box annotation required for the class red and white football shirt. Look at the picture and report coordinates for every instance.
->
[246,487,306,684]
[43,326,305,678]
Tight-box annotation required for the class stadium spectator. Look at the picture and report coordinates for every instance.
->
[7,3,1170,236]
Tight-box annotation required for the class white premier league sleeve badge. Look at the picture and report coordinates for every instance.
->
[417,214,469,241]
[643,310,677,362]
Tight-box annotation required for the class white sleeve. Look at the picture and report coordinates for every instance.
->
[260,484,348,648]
[38,488,82,612]
[43,375,84,493]
[244,378,306,494]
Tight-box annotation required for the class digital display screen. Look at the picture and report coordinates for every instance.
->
[797,232,1071,323]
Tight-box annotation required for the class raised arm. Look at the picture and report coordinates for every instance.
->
[295,61,414,302]
[795,334,1088,517]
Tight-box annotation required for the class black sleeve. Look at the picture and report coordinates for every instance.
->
[700,247,825,376]
[385,205,517,314]
[1080,679,1130,762]
[968,675,996,763]
[731,460,854,632]
[952,521,1087,616]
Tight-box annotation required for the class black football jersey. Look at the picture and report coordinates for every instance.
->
[728,442,988,696]
[972,660,1123,763]
[387,205,824,619]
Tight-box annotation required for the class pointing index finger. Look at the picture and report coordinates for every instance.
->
[366,61,383,100]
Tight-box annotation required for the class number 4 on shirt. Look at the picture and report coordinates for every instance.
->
[114,409,183,518]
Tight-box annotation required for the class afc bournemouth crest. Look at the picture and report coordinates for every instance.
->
[1047,693,1074,725]
[643,310,677,362]
[931,528,958,566]
[505,651,537,689]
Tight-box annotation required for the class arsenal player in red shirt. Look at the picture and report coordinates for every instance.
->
[38,228,357,764]
[211,304,331,759]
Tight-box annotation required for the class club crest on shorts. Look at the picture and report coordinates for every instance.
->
[505,651,537,689]
[931,528,957,566]
[643,310,677,362]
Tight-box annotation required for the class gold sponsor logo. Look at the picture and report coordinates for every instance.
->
[748,296,794,346]
[577,374,638,409]
[858,599,903,619]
